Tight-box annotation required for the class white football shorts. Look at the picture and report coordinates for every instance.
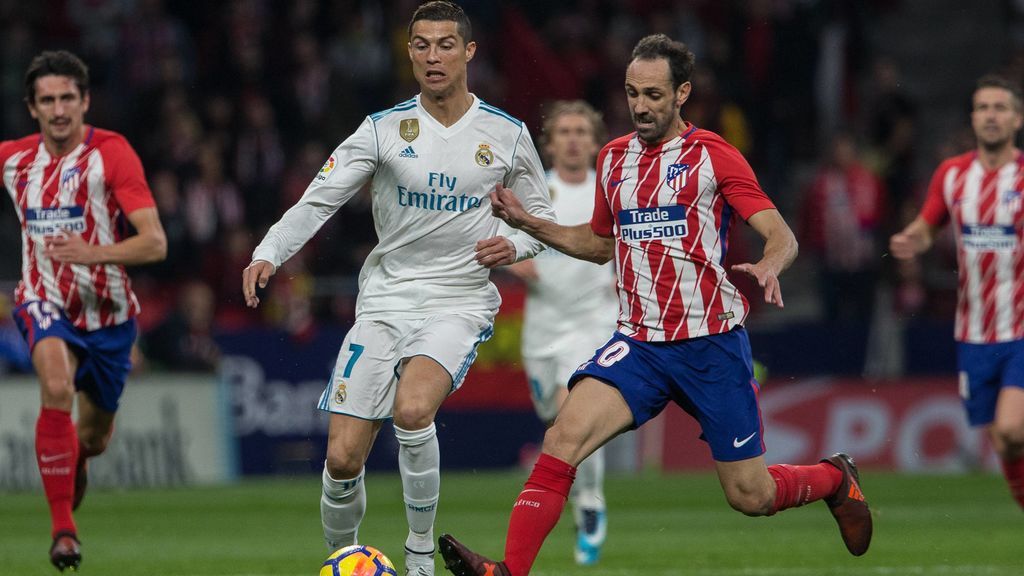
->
[524,337,611,423]
[317,313,494,419]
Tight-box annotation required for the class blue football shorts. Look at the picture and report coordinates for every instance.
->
[570,327,764,462]
[957,338,1024,426]
[13,300,136,413]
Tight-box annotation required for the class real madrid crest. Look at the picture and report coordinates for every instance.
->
[334,382,347,404]
[475,143,494,167]
[400,118,419,142]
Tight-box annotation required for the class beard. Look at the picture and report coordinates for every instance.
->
[634,114,673,144]
[978,133,1014,153]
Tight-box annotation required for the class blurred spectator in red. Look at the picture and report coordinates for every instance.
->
[685,67,752,154]
[118,0,194,95]
[801,131,887,322]
[235,93,285,229]
[863,56,917,218]
[263,258,317,344]
[146,169,192,280]
[206,226,258,329]
[184,141,245,248]
[290,31,331,134]
[142,280,221,372]
[201,93,237,157]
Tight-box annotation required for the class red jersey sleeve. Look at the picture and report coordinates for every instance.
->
[102,135,155,214]
[919,162,951,227]
[590,147,615,237]
[707,135,776,219]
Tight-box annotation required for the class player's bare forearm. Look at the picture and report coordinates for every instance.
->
[731,209,797,308]
[889,216,936,260]
[521,220,614,264]
[98,207,167,265]
[95,232,168,265]
[759,224,798,278]
[490,184,613,263]
[748,209,798,277]
[45,208,167,266]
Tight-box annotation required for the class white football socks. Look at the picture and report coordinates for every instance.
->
[321,465,365,551]
[573,445,606,515]
[395,423,439,554]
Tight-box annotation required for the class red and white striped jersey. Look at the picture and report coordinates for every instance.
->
[591,124,776,342]
[1,126,155,330]
[920,151,1024,344]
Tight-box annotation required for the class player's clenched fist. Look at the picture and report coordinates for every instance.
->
[490,183,531,228]
[242,260,276,308]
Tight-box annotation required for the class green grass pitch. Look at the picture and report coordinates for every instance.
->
[2,470,1020,575]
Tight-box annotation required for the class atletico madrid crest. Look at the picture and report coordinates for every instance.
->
[666,163,690,191]
[1002,189,1021,214]
[61,166,82,195]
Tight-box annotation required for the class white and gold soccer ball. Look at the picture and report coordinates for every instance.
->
[320,545,398,576]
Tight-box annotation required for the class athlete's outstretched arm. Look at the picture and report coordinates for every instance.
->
[44,207,167,266]
[731,208,798,308]
[244,117,377,307]
[489,183,614,264]
[889,216,938,260]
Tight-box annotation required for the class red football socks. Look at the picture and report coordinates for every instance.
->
[1000,456,1024,510]
[767,462,842,513]
[503,453,577,576]
[36,408,79,537]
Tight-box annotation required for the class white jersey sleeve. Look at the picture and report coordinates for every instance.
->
[503,125,555,262]
[252,117,377,267]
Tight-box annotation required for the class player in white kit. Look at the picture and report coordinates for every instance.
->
[506,101,616,565]
[240,3,555,575]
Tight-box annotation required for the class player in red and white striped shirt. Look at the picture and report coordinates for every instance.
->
[439,35,872,576]
[1,51,166,571]
[891,74,1024,511]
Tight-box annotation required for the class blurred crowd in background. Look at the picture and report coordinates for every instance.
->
[1,0,1023,376]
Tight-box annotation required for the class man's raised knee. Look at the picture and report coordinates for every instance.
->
[40,377,75,408]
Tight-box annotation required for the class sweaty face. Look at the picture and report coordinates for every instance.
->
[546,113,599,172]
[28,75,90,150]
[971,87,1023,151]
[408,20,475,98]
[625,58,688,145]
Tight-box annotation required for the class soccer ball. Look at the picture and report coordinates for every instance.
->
[320,545,398,576]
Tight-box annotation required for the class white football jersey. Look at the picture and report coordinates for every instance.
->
[253,94,555,320]
[521,170,618,358]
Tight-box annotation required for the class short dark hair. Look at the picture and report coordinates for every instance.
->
[630,34,695,90]
[25,50,89,103]
[408,1,472,44]
[975,74,1023,111]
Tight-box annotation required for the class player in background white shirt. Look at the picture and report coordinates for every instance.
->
[505,101,616,566]
[241,3,554,575]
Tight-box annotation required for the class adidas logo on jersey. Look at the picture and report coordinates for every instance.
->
[399,145,418,158]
